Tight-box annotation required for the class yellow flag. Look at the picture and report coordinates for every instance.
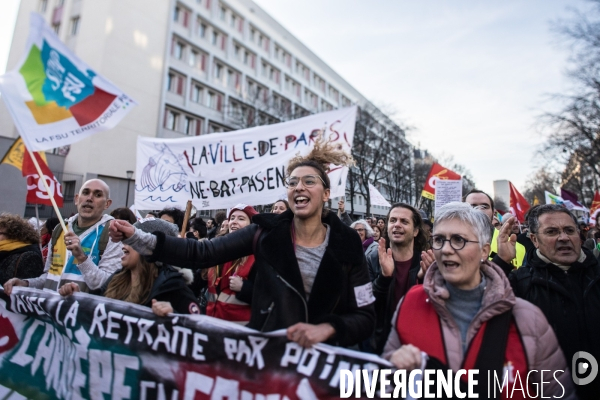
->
[533,195,540,206]
[1,137,46,171]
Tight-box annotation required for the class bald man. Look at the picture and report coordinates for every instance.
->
[5,179,123,293]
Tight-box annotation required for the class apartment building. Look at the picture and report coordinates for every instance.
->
[0,0,408,217]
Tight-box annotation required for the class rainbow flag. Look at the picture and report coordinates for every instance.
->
[0,13,136,152]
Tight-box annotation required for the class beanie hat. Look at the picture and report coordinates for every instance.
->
[134,217,179,237]
[228,203,258,220]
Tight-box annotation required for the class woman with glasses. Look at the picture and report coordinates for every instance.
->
[109,138,374,348]
[383,202,574,398]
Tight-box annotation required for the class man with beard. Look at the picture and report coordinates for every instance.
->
[4,179,122,293]
[498,205,600,399]
[368,203,433,353]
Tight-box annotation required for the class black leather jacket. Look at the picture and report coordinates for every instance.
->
[147,209,375,347]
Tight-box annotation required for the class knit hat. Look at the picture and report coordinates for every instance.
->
[134,217,179,237]
[228,203,258,220]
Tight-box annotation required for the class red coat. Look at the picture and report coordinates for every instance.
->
[206,255,255,323]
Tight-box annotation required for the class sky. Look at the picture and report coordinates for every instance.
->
[0,0,589,195]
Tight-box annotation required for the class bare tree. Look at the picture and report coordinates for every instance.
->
[523,168,559,205]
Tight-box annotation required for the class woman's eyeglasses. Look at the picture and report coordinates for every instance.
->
[430,235,479,250]
[284,175,326,189]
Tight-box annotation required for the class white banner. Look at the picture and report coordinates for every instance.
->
[135,107,357,210]
[368,182,391,207]
[434,179,463,215]
[0,13,136,151]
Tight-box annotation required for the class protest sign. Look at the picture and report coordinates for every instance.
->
[0,287,389,399]
[434,179,463,215]
[135,107,357,210]
[368,183,391,207]
[0,13,136,152]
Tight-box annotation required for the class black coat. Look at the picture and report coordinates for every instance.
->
[147,209,375,347]
[368,249,421,353]
[0,244,44,286]
[100,266,200,314]
[510,248,600,400]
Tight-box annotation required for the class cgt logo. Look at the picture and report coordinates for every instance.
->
[572,351,598,386]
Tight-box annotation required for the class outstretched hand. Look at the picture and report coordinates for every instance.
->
[377,238,394,277]
[497,216,517,265]
[109,219,136,242]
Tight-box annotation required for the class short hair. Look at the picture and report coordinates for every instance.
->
[350,219,374,239]
[434,202,493,249]
[191,217,208,238]
[110,207,137,224]
[158,207,185,231]
[464,189,494,211]
[527,204,578,234]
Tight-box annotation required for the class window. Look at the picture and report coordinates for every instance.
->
[285,76,301,99]
[211,31,218,45]
[321,99,333,111]
[227,69,241,92]
[209,123,228,133]
[53,23,60,34]
[342,96,351,107]
[39,0,48,12]
[165,109,179,130]
[231,14,237,28]
[188,49,206,71]
[174,5,190,27]
[214,63,223,80]
[262,62,280,84]
[296,61,310,81]
[207,91,223,111]
[167,71,185,95]
[314,74,326,93]
[219,6,226,20]
[62,181,76,202]
[197,20,207,38]
[250,28,255,41]
[70,16,79,36]
[191,83,204,103]
[172,40,184,59]
[305,89,318,109]
[183,116,202,136]
[328,86,339,103]
[247,79,268,103]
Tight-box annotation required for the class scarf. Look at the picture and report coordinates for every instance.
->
[362,237,374,252]
[0,240,31,252]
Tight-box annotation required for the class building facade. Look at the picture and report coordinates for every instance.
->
[1,0,409,218]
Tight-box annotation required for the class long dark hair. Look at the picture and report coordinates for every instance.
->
[384,203,429,252]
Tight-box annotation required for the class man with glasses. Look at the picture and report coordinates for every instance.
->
[464,189,526,269]
[509,204,600,399]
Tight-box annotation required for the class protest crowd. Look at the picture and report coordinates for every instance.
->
[1,134,599,399]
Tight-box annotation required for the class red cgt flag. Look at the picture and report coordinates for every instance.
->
[421,163,462,200]
[22,150,63,207]
[509,182,530,223]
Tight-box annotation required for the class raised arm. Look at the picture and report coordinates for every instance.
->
[112,219,258,270]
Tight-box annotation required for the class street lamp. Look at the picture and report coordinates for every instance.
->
[125,170,134,207]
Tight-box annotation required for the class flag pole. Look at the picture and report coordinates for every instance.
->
[180,200,193,238]
[24,146,67,233]
[34,203,43,253]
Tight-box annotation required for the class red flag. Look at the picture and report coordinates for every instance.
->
[421,163,462,200]
[590,191,600,219]
[22,150,64,207]
[509,182,530,223]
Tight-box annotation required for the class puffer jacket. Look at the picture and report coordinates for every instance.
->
[510,247,600,400]
[141,209,375,347]
[383,260,575,399]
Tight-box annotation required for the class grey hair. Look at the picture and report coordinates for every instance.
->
[350,219,374,239]
[527,204,578,234]
[434,202,493,248]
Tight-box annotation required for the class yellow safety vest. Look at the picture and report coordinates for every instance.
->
[490,228,525,268]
